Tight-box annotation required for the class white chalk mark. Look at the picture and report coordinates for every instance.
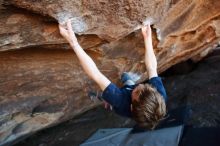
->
[57,11,88,33]
[69,17,88,33]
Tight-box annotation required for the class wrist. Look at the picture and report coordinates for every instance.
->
[144,36,152,41]
[70,40,79,47]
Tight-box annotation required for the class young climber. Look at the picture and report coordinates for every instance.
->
[59,19,167,130]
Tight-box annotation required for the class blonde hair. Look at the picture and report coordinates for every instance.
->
[131,83,166,130]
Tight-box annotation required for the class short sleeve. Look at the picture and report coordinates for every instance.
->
[102,83,125,108]
[148,77,168,102]
[102,83,132,117]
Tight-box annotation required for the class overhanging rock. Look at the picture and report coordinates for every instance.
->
[0,0,220,145]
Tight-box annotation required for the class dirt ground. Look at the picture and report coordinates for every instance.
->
[14,49,220,146]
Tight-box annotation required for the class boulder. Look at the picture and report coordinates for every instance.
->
[7,0,171,41]
[0,6,103,52]
[0,0,220,145]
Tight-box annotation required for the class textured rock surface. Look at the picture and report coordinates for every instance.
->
[3,0,220,71]
[156,0,220,71]
[7,0,171,41]
[0,48,120,146]
[0,6,103,52]
[1,0,220,145]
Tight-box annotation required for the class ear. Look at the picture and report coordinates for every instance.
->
[130,104,133,111]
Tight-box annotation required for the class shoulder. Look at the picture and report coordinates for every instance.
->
[102,83,133,117]
[102,83,131,107]
[148,77,168,102]
[148,76,163,87]
[149,76,162,81]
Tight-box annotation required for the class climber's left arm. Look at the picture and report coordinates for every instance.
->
[59,20,111,91]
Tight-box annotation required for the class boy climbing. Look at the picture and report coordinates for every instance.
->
[59,19,167,130]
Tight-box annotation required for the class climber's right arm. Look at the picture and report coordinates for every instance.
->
[59,20,110,91]
[141,24,158,79]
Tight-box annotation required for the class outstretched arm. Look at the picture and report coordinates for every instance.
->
[59,20,110,91]
[141,24,158,79]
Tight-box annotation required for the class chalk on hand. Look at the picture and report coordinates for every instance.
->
[133,17,155,31]
[67,17,88,33]
[142,17,154,26]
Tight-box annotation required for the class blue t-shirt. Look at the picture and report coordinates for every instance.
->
[101,77,167,117]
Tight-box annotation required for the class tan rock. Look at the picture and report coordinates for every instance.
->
[7,0,171,40]
[0,0,220,145]
[0,6,103,52]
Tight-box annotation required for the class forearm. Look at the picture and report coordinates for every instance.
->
[144,38,158,78]
[70,41,110,90]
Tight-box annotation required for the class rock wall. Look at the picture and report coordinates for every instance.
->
[0,0,220,145]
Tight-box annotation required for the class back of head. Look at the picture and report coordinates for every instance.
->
[131,83,166,130]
